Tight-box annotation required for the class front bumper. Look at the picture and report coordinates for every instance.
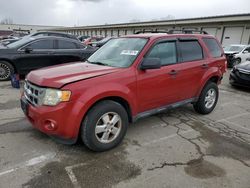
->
[229,71,250,88]
[20,96,85,144]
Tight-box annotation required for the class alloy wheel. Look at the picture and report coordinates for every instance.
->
[0,63,11,80]
[204,88,216,109]
[95,112,122,144]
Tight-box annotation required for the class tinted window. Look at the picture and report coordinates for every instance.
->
[203,38,222,58]
[58,40,78,49]
[147,42,177,65]
[245,47,250,52]
[26,40,54,49]
[179,40,203,62]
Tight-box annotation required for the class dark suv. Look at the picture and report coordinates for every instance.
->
[21,32,226,151]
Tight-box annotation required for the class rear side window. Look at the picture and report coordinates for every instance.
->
[57,40,78,49]
[203,38,222,58]
[26,39,54,49]
[179,40,203,62]
[147,42,177,66]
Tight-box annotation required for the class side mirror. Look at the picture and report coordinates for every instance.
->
[140,58,161,70]
[243,50,249,54]
[24,47,32,53]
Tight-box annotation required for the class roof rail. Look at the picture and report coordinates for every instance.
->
[134,29,209,35]
[134,29,168,34]
[168,29,208,34]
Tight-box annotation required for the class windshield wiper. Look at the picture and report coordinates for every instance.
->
[87,60,109,66]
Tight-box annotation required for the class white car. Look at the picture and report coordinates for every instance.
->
[224,44,250,67]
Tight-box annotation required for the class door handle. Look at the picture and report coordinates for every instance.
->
[168,70,178,75]
[201,64,209,69]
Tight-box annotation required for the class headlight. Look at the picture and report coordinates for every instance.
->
[43,88,71,106]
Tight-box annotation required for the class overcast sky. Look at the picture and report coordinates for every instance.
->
[0,0,249,26]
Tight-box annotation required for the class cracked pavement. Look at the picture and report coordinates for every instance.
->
[0,71,250,188]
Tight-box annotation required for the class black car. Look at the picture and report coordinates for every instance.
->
[89,37,113,48]
[230,60,250,88]
[0,38,20,46]
[0,36,96,81]
[30,31,79,41]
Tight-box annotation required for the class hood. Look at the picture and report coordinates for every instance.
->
[26,62,120,88]
[236,61,250,71]
[224,51,239,55]
[0,48,16,54]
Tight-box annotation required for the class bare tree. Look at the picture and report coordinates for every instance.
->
[0,18,14,25]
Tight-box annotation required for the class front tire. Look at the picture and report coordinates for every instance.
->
[81,100,129,152]
[193,82,219,114]
[0,61,14,81]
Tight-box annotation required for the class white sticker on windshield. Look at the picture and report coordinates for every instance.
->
[120,50,139,56]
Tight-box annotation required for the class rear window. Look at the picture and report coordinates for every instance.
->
[203,38,222,58]
[179,40,203,62]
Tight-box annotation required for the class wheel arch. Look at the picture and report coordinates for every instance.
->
[0,58,16,72]
[84,96,133,123]
[196,69,222,97]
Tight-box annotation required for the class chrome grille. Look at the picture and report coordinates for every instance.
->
[24,81,45,106]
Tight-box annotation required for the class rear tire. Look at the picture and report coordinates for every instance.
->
[81,100,128,152]
[0,61,14,81]
[193,82,219,114]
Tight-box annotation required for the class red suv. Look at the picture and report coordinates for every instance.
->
[21,32,226,151]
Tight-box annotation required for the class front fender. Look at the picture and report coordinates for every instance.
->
[79,83,137,114]
[68,83,137,137]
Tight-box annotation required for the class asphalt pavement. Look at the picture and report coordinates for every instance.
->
[0,71,249,188]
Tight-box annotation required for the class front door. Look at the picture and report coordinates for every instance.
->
[17,39,54,75]
[136,40,181,113]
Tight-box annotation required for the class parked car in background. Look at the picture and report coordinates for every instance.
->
[224,44,250,68]
[0,36,96,81]
[21,32,226,151]
[78,35,90,42]
[88,37,113,48]
[0,38,20,46]
[30,31,79,41]
[230,58,250,88]
[83,36,104,45]
[0,35,20,41]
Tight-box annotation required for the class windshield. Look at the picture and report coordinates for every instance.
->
[7,36,34,48]
[224,45,245,52]
[88,38,148,68]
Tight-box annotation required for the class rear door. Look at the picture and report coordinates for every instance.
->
[176,38,208,101]
[136,39,182,112]
[53,39,84,65]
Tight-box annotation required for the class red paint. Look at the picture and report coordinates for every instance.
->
[23,34,226,142]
